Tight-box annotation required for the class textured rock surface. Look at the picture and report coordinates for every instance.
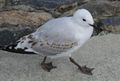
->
[77,0,90,5]
[0,0,120,18]
[5,0,77,11]
[96,17,120,33]
[0,10,52,27]
[57,1,120,18]
[79,1,120,18]
[0,0,5,9]
[0,27,35,45]
[0,0,78,17]
[0,34,120,81]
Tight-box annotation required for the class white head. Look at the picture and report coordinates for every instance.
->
[73,9,94,28]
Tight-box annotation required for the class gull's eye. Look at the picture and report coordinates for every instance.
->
[82,19,86,21]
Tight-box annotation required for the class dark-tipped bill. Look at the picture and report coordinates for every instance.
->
[89,24,97,29]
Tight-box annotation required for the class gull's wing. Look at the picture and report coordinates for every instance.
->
[31,17,80,56]
[16,30,79,56]
[31,35,79,56]
[26,35,78,56]
[15,17,80,56]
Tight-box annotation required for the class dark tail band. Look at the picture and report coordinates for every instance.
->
[0,43,37,55]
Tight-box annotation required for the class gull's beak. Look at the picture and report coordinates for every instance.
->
[89,23,103,35]
[89,24,97,29]
[89,24,102,30]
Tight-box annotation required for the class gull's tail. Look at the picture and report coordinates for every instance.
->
[0,42,36,54]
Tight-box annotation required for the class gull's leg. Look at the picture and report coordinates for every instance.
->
[41,56,57,72]
[69,57,94,75]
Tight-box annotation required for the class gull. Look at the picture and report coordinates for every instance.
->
[1,9,99,75]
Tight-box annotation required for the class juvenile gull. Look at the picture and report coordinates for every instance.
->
[1,9,98,75]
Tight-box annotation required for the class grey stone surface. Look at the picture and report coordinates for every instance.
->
[96,17,120,33]
[5,0,77,11]
[0,10,52,27]
[79,1,120,18]
[0,0,5,9]
[0,34,120,81]
[0,27,35,45]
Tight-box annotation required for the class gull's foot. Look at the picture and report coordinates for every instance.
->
[41,62,57,72]
[79,65,94,75]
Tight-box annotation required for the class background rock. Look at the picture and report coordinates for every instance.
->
[96,17,120,34]
[0,0,5,10]
[77,0,90,5]
[5,0,76,10]
[79,1,120,19]
[0,26,35,45]
[0,0,78,17]
[0,10,52,27]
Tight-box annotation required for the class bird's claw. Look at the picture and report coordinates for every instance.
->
[41,62,57,72]
[78,65,94,75]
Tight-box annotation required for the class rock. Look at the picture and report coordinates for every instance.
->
[79,1,120,19]
[0,10,52,27]
[53,2,77,17]
[96,17,120,34]
[98,31,111,36]
[0,0,5,10]
[5,0,77,11]
[108,0,119,1]
[77,0,90,5]
[0,26,35,45]
[4,0,78,17]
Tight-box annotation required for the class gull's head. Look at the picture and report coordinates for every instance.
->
[73,9,95,28]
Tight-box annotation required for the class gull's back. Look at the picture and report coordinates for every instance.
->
[35,17,82,43]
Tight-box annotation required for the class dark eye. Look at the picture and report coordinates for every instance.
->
[82,19,86,21]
